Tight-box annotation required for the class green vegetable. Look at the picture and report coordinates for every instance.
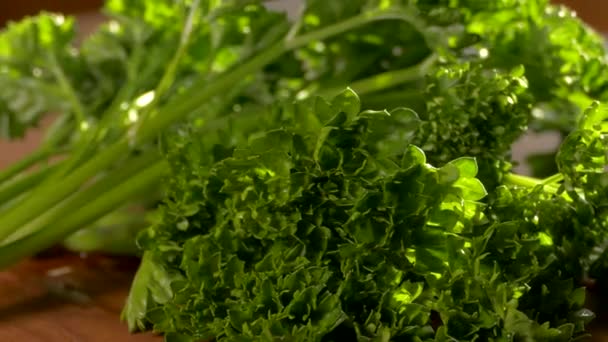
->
[125,91,605,340]
[0,0,603,257]
[0,0,606,340]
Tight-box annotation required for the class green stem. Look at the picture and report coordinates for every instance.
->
[46,87,135,183]
[3,150,163,244]
[542,173,564,185]
[133,0,201,138]
[0,139,129,241]
[0,119,69,205]
[322,54,437,97]
[0,147,56,185]
[503,173,561,194]
[285,8,425,50]
[135,8,420,143]
[0,160,167,269]
[504,173,543,188]
[49,54,87,127]
[156,0,200,98]
[0,7,423,246]
[44,1,200,185]
[42,113,72,147]
[91,43,145,141]
[44,22,149,183]
[63,208,147,255]
[0,165,59,210]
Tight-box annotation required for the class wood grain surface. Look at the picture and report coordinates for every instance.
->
[0,252,161,342]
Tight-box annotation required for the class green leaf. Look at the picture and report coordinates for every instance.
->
[331,87,361,122]
[0,13,77,138]
[448,157,479,178]
[401,145,426,170]
[454,177,488,201]
[133,88,500,340]
[121,252,182,332]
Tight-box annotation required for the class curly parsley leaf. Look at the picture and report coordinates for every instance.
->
[125,90,592,341]
[0,14,78,138]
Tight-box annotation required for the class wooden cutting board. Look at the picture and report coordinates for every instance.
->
[0,252,161,341]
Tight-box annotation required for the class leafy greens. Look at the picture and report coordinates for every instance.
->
[0,0,607,341]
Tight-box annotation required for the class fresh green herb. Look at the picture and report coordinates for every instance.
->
[125,91,605,341]
[0,0,607,340]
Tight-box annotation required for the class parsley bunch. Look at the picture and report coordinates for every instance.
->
[0,0,606,340]
[125,91,604,341]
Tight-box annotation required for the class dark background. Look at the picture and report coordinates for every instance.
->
[0,0,105,25]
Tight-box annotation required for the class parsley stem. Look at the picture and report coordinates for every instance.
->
[285,8,426,50]
[0,165,58,212]
[504,173,541,188]
[542,173,564,185]
[42,113,72,147]
[49,54,87,128]
[135,7,424,144]
[348,54,437,95]
[133,0,201,139]
[0,160,167,269]
[155,0,200,98]
[0,7,426,251]
[503,173,560,194]
[43,1,200,187]
[504,172,565,189]
[0,147,54,185]
[0,139,129,241]
[2,150,163,245]
[0,113,73,189]
[43,13,150,184]
[320,54,437,98]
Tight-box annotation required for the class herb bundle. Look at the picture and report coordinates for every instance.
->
[0,0,607,340]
